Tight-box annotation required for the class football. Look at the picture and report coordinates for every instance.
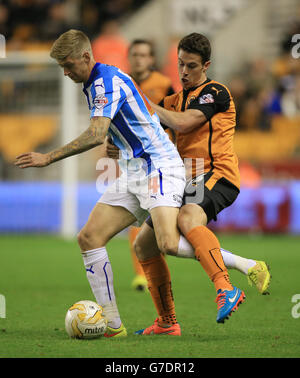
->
[65,300,107,339]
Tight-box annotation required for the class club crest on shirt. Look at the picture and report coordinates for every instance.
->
[187,95,196,105]
[199,93,214,104]
[94,94,108,109]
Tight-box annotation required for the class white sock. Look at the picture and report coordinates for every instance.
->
[82,247,122,329]
[177,235,195,258]
[177,236,256,275]
[220,248,256,275]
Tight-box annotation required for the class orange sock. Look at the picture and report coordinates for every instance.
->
[186,225,233,292]
[129,226,144,276]
[139,255,177,325]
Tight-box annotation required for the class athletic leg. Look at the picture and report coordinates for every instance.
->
[134,220,181,335]
[145,211,270,294]
[177,203,245,323]
[78,202,136,335]
[133,163,185,334]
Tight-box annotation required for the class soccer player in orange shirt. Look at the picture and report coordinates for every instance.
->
[132,33,271,333]
[106,33,271,334]
[128,39,175,104]
[122,38,270,295]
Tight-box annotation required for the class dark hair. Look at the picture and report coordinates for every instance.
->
[128,39,155,56]
[178,33,211,63]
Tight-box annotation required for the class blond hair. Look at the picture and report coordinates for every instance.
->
[50,29,92,61]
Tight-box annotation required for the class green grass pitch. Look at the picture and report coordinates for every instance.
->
[0,233,300,358]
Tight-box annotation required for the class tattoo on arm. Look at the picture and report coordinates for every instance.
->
[48,122,108,164]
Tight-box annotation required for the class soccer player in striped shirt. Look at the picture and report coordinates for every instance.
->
[15,29,186,338]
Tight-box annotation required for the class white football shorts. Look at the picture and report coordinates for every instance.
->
[98,164,186,226]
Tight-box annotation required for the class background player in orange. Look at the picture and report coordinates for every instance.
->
[127,39,175,291]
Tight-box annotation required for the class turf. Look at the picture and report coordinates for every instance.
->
[0,233,300,358]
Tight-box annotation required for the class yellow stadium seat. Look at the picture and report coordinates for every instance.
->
[234,116,300,161]
[0,114,58,162]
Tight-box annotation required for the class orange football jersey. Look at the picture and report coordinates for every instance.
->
[162,79,240,190]
[138,71,174,105]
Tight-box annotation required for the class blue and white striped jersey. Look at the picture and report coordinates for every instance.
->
[83,63,182,174]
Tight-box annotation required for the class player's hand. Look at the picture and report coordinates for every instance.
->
[14,152,50,168]
[105,136,120,159]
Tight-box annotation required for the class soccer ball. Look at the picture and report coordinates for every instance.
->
[65,300,107,339]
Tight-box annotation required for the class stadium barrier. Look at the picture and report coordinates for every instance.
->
[1,180,300,234]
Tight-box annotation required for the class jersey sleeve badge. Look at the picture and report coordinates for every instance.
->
[199,93,214,104]
[94,94,108,109]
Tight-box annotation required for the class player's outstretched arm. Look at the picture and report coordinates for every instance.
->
[150,101,206,134]
[15,116,110,168]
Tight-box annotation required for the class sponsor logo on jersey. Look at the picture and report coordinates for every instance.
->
[94,94,108,109]
[199,93,214,104]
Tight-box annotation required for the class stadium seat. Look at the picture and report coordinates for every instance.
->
[0,114,58,162]
[234,115,300,161]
